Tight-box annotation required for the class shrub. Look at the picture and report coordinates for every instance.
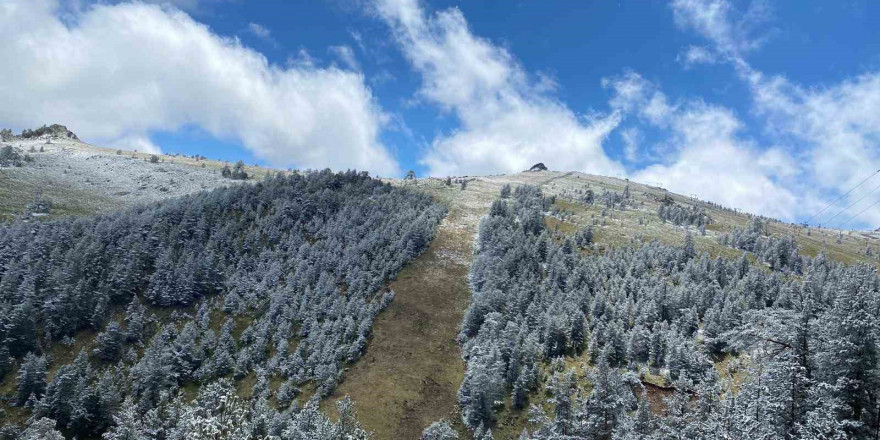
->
[222,160,248,180]
[0,145,23,167]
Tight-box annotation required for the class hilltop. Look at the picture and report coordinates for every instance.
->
[0,128,270,220]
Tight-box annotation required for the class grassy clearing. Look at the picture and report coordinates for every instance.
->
[536,171,878,267]
[0,169,117,220]
[324,207,474,439]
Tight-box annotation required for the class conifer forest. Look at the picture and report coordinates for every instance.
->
[1,162,879,439]
[2,0,879,437]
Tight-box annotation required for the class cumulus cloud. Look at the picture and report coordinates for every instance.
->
[0,0,399,175]
[605,73,801,219]
[635,103,800,219]
[671,0,880,227]
[374,0,624,177]
[749,72,880,226]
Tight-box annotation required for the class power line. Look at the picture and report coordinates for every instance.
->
[805,169,880,226]
[821,181,880,226]
[835,197,880,230]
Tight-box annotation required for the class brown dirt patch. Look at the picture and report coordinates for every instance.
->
[326,210,476,439]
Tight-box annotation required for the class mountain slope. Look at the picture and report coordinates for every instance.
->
[2,132,879,440]
[0,167,446,439]
[366,170,879,438]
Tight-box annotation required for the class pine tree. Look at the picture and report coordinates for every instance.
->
[124,297,147,343]
[500,184,512,199]
[94,320,125,363]
[458,365,503,429]
[817,266,880,436]
[20,418,65,440]
[102,399,147,440]
[581,349,636,438]
[16,352,47,405]
[615,389,656,439]
[0,345,11,379]
[421,420,458,440]
[682,230,695,262]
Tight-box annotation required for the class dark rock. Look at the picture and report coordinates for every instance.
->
[527,162,548,172]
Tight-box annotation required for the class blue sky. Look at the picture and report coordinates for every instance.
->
[1,0,879,228]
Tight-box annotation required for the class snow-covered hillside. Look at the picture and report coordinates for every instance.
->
[0,134,264,219]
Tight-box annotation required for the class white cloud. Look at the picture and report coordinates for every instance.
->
[604,71,653,113]
[246,22,278,47]
[286,47,318,69]
[374,0,624,177]
[246,22,281,49]
[671,0,880,227]
[756,147,799,179]
[109,134,162,155]
[350,30,365,51]
[602,69,801,219]
[670,0,771,66]
[108,0,231,13]
[0,0,399,175]
[370,70,396,86]
[620,127,641,162]
[247,22,271,39]
[423,106,622,177]
[642,93,676,126]
[633,102,800,219]
[671,0,738,55]
[329,45,360,70]
[749,71,880,226]
[677,45,718,68]
[605,71,675,126]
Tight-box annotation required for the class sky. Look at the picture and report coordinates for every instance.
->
[1,0,879,229]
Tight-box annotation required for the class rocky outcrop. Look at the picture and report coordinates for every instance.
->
[527,162,548,171]
[2,124,79,141]
[22,124,79,140]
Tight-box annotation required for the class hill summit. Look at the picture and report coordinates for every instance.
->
[0,124,79,141]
